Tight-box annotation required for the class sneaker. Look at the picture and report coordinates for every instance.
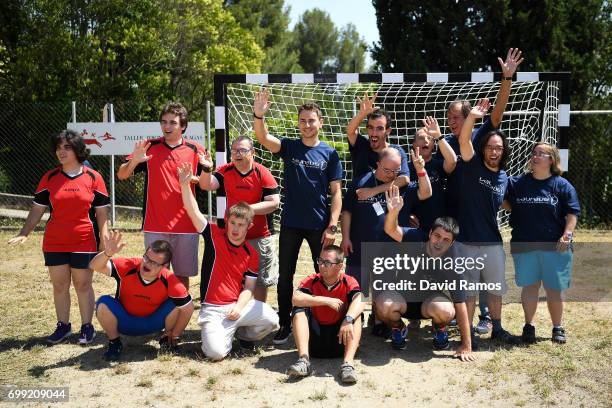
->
[339,362,357,384]
[448,319,458,328]
[104,339,123,361]
[273,325,292,345]
[521,324,536,344]
[552,327,566,344]
[286,357,312,378]
[433,326,450,350]
[46,322,72,344]
[390,326,408,350]
[491,328,521,345]
[470,327,480,351]
[239,339,256,351]
[78,323,96,345]
[407,319,421,330]
[475,315,493,334]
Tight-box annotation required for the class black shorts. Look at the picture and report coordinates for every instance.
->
[44,252,96,269]
[292,307,344,358]
[401,302,425,320]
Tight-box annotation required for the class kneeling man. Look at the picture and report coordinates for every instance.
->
[179,163,279,360]
[91,231,194,361]
[287,245,365,384]
[376,186,474,361]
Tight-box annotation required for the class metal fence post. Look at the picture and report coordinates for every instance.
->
[109,104,116,226]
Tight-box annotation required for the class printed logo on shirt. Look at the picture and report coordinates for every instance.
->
[291,158,328,171]
[478,177,505,196]
[515,194,559,206]
[63,188,80,192]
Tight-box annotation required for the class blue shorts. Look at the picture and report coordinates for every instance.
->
[512,250,573,291]
[96,295,176,336]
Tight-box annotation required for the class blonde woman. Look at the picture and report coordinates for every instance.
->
[504,143,580,344]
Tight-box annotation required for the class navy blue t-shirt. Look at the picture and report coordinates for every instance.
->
[400,227,427,243]
[349,134,409,179]
[408,156,448,233]
[456,153,508,243]
[342,172,391,266]
[279,138,343,230]
[398,183,421,226]
[445,117,494,218]
[506,174,580,251]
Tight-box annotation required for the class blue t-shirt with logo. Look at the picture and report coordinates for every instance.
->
[408,155,448,233]
[456,153,508,243]
[279,138,343,230]
[342,172,391,266]
[398,182,421,226]
[349,134,409,179]
[506,174,580,251]
[445,117,494,218]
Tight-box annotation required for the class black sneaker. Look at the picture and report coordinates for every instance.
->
[552,327,566,344]
[239,339,256,351]
[522,324,536,344]
[47,321,72,344]
[104,339,123,361]
[273,325,292,345]
[491,328,521,345]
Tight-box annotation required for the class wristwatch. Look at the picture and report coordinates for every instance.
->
[344,315,355,324]
[328,224,338,234]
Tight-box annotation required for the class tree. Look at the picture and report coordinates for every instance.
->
[335,23,367,72]
[223,0,302,72]
[294,8,338,73]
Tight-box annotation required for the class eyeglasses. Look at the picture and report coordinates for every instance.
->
[485,146,504,153]
[143,253,165,268]
[381,166,401,175]
[316,258,342,268]
[532,151,552,158]
[231,148,252,156]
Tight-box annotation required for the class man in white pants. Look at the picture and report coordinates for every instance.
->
[179,162,279,360]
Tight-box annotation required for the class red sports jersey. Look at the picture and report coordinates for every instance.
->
[213,162,279,239]
[127,137,204,233]
[110,257,191,317]
[34,167,110,252]
[298,273,361,325]
[199,223,259,305]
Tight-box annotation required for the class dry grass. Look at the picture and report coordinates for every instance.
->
[0,230,610,407]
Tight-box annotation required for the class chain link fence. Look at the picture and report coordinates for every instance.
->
[0,101,610,229]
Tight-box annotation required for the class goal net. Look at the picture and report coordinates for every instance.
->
[216,73,569,269]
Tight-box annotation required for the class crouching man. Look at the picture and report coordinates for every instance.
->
[375,186,475,361]
[287,245,365,384]
[90,231,194,361]
[179,162,279,360]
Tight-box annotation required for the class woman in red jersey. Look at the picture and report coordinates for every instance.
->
[8,130,110,345]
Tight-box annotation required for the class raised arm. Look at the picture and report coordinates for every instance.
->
[178,162,208,232]
[423,116,457,174]
[89,230,125,275]
[7,203,47,245]
[411,147,432,200]
[117,141,152,180]
[197,150,220,191]
[459,99,490,162]
[346,92,378,147]
[491,48,524,127]
[253,89,281,154]
[384,185,405,242]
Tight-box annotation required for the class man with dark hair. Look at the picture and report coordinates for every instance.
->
[456,98,518,347]
[286,245,365,384]
[253,89,343,345]
[90,232,194,361]
[346,94,410,192]
[179,163,279,361]
[117,102,205,291]
[379,187,474,361]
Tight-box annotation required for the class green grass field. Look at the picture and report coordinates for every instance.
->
[0,230,610,407]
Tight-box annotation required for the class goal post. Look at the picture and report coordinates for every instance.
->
[213,72,570,232]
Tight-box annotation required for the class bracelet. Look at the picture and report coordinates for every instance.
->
[253,112,264,120]
[417,171,427,177]
[502,76,513,81]
[202,166,213,173]
[103,251,112,258]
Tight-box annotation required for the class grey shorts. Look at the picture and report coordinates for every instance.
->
[248,236,279,288]
[144,232,199,277]
[454,242,507,296]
